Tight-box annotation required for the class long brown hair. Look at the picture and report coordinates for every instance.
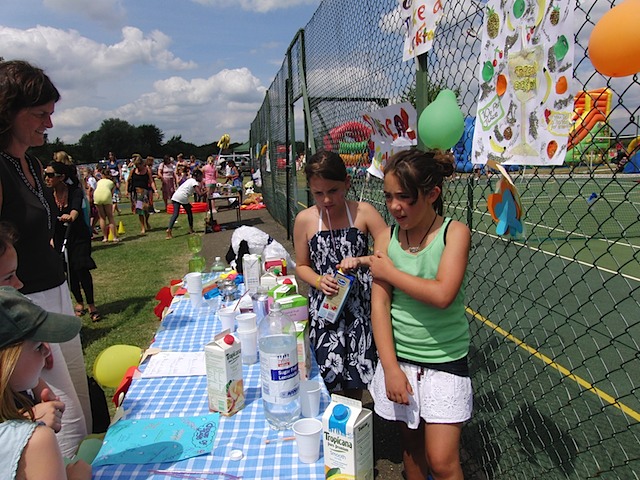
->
[304,150,347,183]
[384,149,455,215]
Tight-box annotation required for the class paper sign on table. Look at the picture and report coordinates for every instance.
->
[92,413,220,466]
[141,351,206,378]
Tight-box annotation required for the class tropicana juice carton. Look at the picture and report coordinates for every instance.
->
[277,294,311,380]
[322,394,373,480]
[204,331,245,416]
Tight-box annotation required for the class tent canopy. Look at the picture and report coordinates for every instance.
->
[233,141,250,153]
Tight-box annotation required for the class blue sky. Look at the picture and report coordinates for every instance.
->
[1,0,321,147]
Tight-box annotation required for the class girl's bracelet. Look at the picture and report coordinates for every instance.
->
[315,275,322,289]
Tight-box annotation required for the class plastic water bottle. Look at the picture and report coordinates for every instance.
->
[258,301,300,429]
[251,285,269,325]
[210,256,227,274]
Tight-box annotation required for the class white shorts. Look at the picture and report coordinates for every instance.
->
[370,361,473,429]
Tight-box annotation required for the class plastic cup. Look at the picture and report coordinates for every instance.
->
[217,306,238,333]
[300,380,322,418]
[292,418,322,464]
[184,272,202,292]
[236,313,257,332]
[236,327,258,364]
[185,272,203,308]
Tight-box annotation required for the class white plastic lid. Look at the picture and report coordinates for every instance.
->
[229,449,243,461]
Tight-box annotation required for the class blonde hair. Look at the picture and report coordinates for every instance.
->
[131,154,144,168]
[0,344,36,422]
[207,155,215,165]
[53,151,73,165]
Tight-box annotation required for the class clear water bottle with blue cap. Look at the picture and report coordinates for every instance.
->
[258,300,300,429]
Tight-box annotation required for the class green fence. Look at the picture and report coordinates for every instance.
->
[250,1,640,478]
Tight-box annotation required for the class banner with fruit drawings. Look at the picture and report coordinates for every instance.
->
[472,0,576,166]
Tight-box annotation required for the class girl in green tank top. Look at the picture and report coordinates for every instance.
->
[369,149,472,480]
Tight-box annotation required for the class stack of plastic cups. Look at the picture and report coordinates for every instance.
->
[235,313,258,364]
[184,272,203,308]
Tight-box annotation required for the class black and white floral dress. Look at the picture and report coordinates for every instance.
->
[308,205,377,392]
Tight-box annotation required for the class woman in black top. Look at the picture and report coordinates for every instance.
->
[45,162,100,321]
[0,59,91,455]
[128,154,153,234]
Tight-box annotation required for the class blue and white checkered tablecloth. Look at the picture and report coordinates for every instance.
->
[93,292,331,480]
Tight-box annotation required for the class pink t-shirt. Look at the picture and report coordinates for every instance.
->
[203,164,217,185]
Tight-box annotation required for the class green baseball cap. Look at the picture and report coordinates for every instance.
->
[0,286,81,349]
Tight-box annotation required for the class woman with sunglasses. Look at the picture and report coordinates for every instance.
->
[0,59,91,457]
[45,162,100,322]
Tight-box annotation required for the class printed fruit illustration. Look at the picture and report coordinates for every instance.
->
[482,61,495,82]
[556,76,568,94]
[504,126,513,140]
[550,6,560,25]
[487,7,500,38]
[513,0,526,19]
[547,140,558,158]
[554,35,569,61]
[496,74,507,96]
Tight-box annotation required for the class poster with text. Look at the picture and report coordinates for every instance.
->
[400,0,444,61]
[472,0,576,166]
[362,102,417,179]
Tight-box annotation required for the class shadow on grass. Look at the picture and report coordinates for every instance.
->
[81,295,156,346]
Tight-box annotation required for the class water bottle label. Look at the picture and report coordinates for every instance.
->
[260,350,299,404]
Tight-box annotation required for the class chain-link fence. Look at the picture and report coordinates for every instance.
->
[250,0,640,478]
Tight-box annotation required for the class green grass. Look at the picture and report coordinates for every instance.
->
[80,204,206,404]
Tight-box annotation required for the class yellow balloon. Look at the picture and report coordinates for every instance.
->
[588,0,640,77]
[93,344,142,388]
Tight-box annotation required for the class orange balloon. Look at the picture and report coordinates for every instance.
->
[588,0,640,77]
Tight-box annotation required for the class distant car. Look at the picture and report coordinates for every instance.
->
[152,158,163,176]
[216,154,252,177]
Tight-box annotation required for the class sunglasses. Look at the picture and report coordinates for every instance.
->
[44,172,63,178]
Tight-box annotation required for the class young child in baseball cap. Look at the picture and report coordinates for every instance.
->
[0,286,91,479]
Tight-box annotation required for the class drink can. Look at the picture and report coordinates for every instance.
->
[251,287,269,324]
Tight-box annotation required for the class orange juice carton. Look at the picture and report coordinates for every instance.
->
[204,331,245,416]
[277,294,311,380]
[322,394,373,480]
[318,271,354,322]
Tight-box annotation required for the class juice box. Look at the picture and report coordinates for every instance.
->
[317,271,353,322]
[277,294,311,380]
[322,394,373,480]
[242,254,262,294]
[204,331,245,416]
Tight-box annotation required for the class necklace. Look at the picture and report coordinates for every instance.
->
[54,187,68,210]
[405,214,438,253]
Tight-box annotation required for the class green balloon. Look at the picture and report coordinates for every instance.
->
[418,89,465,150]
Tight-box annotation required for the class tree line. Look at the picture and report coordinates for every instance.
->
[30,118,243,163]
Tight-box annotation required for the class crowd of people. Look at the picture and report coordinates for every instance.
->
[0,57,473,480]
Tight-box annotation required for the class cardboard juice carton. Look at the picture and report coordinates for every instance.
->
[277,294,311,380]
[204,331,245,416]
[268,283,298,308]
[317,271,354,322]
[322,394,373,480]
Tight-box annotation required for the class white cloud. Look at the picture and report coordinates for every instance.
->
[52,68,266,145]
[0,25,195,90]
[191,0,319,13]
[43,0,126,28]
